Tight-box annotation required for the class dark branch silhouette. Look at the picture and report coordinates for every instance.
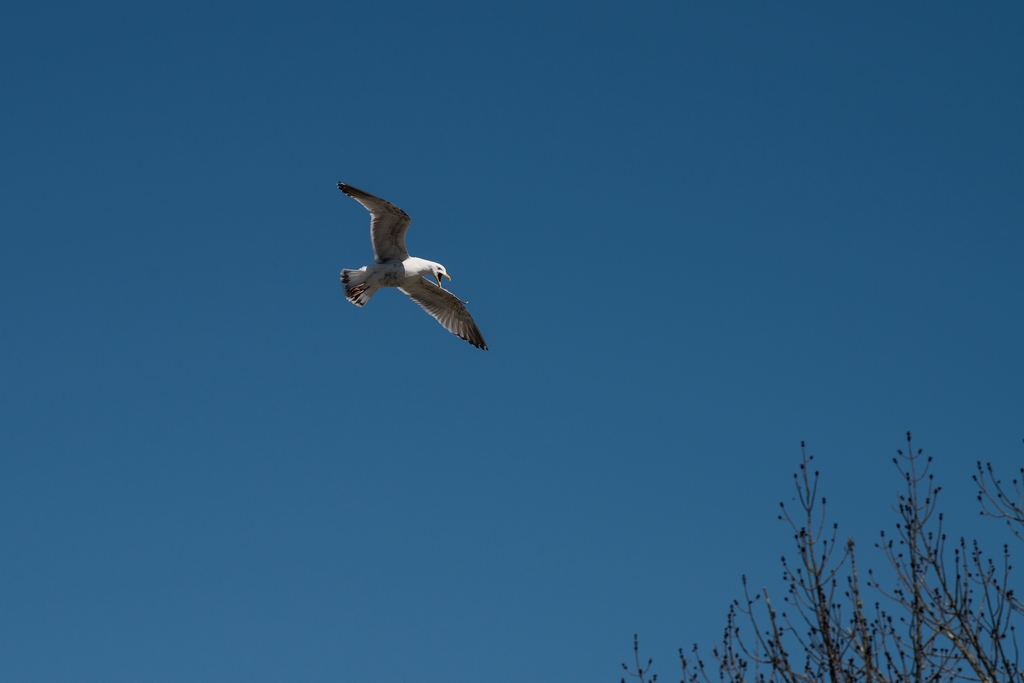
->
[626,434,1023,683]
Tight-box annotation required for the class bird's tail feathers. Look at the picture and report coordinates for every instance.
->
[341,268,376,306]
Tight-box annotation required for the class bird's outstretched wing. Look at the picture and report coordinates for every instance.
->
[338,182,411,263]
[399,278,488,350]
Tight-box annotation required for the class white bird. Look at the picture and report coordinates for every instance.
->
[337,182,488,350]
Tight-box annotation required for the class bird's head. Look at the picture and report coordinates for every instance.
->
[433,264,451,289]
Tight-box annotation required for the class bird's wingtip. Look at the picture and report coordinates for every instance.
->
[337,182,366,200]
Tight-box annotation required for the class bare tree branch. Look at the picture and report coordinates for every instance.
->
[656,435,1023,683]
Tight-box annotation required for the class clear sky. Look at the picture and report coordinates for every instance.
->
[1,2,1021,681]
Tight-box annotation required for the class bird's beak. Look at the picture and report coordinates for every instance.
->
[436,273,451,288]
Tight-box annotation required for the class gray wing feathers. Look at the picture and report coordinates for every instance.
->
[399,279,488,350]
[337,182,411,263]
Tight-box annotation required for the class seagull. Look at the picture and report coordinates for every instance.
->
[337,182,488,350]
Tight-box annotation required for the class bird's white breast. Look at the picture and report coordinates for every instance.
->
[363,258,434,288]
[362,262,405,287]
[400,257,435,278]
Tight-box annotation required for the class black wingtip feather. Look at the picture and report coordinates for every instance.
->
[337,181,364,199]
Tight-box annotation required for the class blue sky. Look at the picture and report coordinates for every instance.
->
[1,2,1022,681]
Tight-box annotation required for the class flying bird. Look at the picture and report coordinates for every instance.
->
[337,182,488,350]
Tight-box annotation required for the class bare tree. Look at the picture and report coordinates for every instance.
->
[625,434,1023,683]
[975,446,1024,543]
[872,436,1022,682]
